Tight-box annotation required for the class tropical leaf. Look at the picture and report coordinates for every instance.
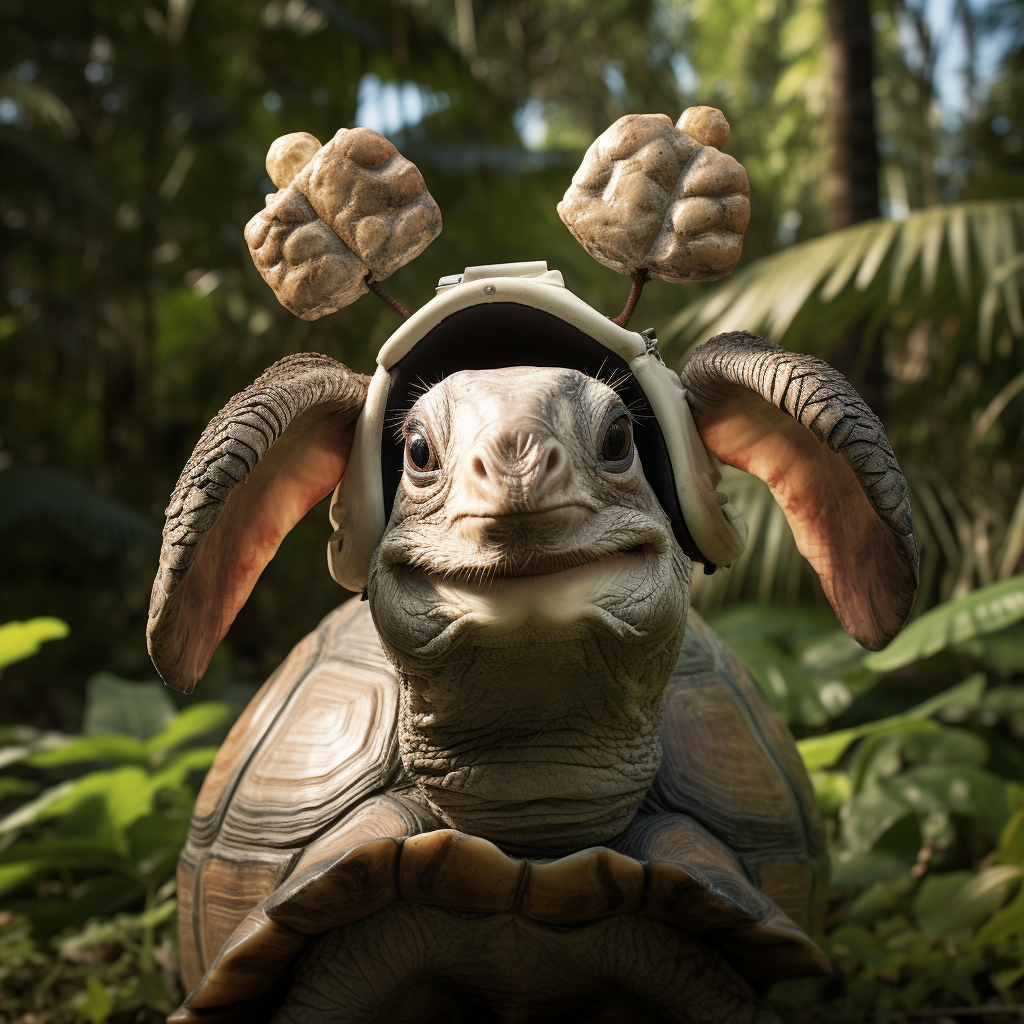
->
[664,200,1024,359]
[82,675,177,741]
[0,618,69,672]
[0,466,158,555]
[914,865,1022,935]
[797,673,986,771]
[690,465,1024,616]
[864,575,1024,672]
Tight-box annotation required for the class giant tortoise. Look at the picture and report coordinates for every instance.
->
[146,116,919,1023]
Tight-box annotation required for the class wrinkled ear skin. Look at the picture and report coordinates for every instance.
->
[147,353,370,694]
[681,332,919,650]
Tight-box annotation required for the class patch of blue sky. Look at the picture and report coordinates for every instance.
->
[898,0,1016,125]
[354,73,454,136]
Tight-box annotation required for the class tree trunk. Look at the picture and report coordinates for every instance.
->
[825,0,887,420]
[825,0,880,229]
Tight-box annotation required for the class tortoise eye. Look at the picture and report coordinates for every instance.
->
[601,416,632,466]
[405,433,436,475]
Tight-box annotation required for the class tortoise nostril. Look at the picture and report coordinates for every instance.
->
[531,441,570,501]
[470,453,491,482]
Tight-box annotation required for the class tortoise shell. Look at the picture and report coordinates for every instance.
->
[172,598,828,1022]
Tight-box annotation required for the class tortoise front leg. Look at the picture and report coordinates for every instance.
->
[610,811,830,983]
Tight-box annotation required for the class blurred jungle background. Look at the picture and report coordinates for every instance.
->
[2,0,1024,1020]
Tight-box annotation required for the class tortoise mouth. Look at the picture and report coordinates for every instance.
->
[406,545,652,591]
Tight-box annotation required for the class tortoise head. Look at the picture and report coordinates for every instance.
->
[147,267,919,698]
[369,364,689,664]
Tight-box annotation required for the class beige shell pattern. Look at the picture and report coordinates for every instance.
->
[558,107,750,284]
[244,128,442,320]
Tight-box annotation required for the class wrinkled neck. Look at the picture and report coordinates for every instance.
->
[391,625,682,856]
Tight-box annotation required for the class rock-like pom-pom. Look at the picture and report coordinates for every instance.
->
[245,128,442,320]
[675,106,731,150]
[557,109,749,285]
[266,132,322,189]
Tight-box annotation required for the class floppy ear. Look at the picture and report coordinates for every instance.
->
[147,353,370,693]
[680,332,919,650]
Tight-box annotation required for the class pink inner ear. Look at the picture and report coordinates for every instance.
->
[162,407,356,690]
[694,390,914,650]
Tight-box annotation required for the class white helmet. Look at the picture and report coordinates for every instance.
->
[327,262,748,592]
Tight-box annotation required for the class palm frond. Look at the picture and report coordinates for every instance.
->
[663,200,1024,361]
[0,467,158,556]
[690,465,1024,617]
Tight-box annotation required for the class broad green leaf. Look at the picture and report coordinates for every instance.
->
[826,845,913,889]
[0,617,69,671]
[0,861,43,896]
[810,769,851,815]
[25,733,148,768]
[895,726,989,768]
[898,764,1010,842]
[864,575,1024,672]
[0,724,41,746]
[83,673,177,740]
[961,627,1024,671]
[0,777,39,800]
[1010,783,1024,816]
[126,813,190,878]
[708,603,840,645]
[843,875,917,926]
[981,685,1024,738]
[0,765,159,836]
[4,873,146,939]
[839,783,925,856]
[0,778,78,834]
[848,729,928,794]
[914,865,1021,936]
[149,746,218,790]
[991,964,1024,992]
[726,639,822,723]
[797,674,985,770]
[827,923,888,966]
[145,701,231,755]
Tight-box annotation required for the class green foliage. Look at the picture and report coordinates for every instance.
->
[665,200,1024,368]
[1,2,1022,1019]
[0,618,69,673]
[0,468,158,557]
[0,623,230,1022]
[726,580,1024,1020]
[865,575,1024,673]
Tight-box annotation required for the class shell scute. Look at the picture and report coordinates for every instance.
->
[649,611,828,933]
[180,599,400,990]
